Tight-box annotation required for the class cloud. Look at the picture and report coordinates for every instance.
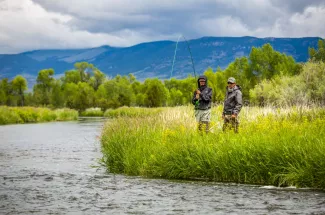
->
[270,0,325,13]
[0,0,324,54]
[0,0,126,53]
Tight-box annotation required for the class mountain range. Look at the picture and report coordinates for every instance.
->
[0,36,321,88]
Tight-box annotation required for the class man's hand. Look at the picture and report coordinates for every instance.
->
[231,114,236,118]
[195,89,200,99]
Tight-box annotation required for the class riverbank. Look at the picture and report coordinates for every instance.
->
[100,105,325,189]
[0,106,78,125]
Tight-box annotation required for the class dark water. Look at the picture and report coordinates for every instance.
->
[0,118,324,215]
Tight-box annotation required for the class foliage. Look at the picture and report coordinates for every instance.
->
[309,39,325,62]
[250,61,325,106]
[143,78,169,107]
[0,42,322,110]
[0,106,23,124]
[11,75,28,106]
[33,68,55,105]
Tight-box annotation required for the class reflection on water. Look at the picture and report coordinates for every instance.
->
[0,118,324,214]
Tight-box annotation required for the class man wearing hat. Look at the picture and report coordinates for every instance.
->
[192,75,212,134]
[222,77,243,133]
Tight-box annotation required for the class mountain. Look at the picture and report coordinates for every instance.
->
[0,36,320,87]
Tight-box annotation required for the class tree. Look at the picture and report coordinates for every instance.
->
[74,62,94,82]
[0,78,14,106]
[249,43,299,80]
[136,93,145,106]
[309,39,325,62]
[63,83,79,109]
[143,79,168,107]
[89,70,106,91]
[0,79,8,105]
[0,87,6,105]
[51,80,64,108]
[75,82,95,111]
[63,70,81,84]
[164,76,196,105]
[103,79,121,108]
[24,93,35,106]
[169,88,183,106]
[34,68,55,105]
[95,84,109,110]
[12,75,28,106]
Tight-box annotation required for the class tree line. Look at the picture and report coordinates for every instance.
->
[1,40,324,110]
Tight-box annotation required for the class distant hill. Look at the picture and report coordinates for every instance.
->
[0,36,320,88]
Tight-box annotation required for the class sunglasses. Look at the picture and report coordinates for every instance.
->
[227,82,233,84]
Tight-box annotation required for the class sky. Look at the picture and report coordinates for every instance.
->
[0,0,324,54]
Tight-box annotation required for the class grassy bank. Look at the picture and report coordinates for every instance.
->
[0,106,78,125]
[104,106,163,118]
[80,107,104,117]
[101,105,325,189]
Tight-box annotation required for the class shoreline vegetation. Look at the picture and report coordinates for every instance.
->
[100,105,325,189]
[0,106,78,125]
[0,106,164,125]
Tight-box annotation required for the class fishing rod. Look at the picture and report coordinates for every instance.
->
[170,35,197,79]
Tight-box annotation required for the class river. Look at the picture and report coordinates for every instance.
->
[0,118,324,214]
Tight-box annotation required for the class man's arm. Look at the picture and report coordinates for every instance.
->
[191,91,198,105]
[233,91,243,115]
[222,90,227,117]
[200,88,212,101]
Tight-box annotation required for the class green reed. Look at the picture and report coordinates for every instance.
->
[0,106,78,125]
[100,106,325,189]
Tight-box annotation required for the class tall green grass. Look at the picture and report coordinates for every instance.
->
[101,106,325,189]
[0,106,78,125]
[80,107,104,117]
[104,106,163,118]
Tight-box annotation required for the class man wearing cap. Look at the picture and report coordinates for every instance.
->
[222,77,243,133]
[192,75,212,134]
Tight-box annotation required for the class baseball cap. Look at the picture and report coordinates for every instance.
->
[227,77,236,84]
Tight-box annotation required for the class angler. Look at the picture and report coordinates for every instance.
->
[192,75,213,134]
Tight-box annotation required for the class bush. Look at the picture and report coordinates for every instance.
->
[0,106,23,125]
[104,106,163,118]
[0,106,78,125]
[80,107,104,117]
[54,108,78,121]
[249,61,325,106]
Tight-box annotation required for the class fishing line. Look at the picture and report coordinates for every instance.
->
[170,35,197,79]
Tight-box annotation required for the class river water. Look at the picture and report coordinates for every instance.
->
[0,118,324,215]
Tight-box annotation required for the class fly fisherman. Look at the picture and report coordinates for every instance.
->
[222,77,243,133]
[192,75,212,134]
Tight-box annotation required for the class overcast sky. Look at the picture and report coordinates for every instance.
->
[0,0,324,54]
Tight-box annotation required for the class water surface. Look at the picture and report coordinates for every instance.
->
[0,118,324,214]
